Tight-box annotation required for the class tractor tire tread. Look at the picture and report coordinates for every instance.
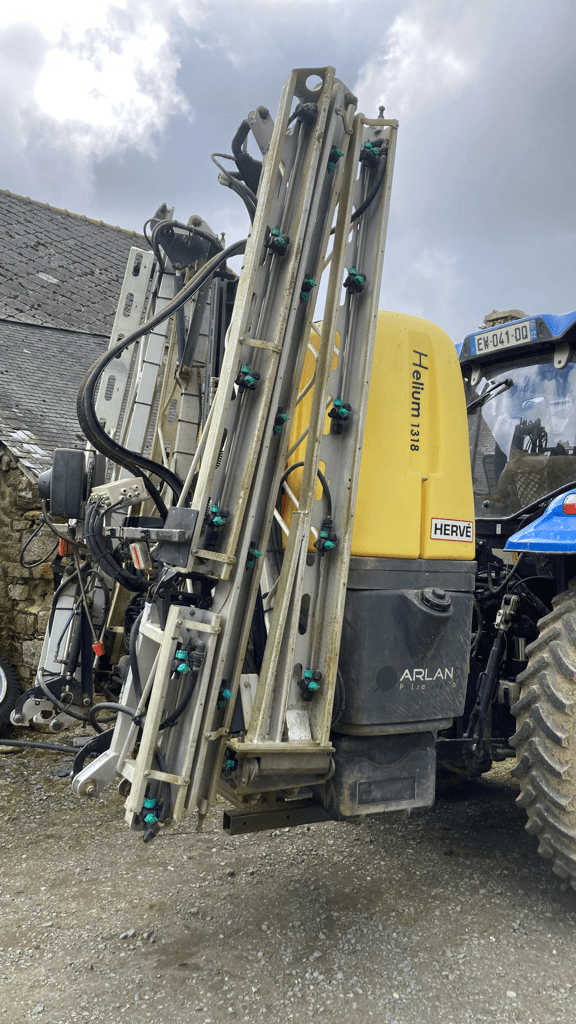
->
[510,752,531,778]
[524,624,561,657]
[509,718,533,747]
[510,684,538,715]
[540,670,575,712]
[530,703,569,746]
[512,584,576,886]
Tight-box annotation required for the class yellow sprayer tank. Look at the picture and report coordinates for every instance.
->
[353,310,475,560]
[286,310,475,560]
[285,312,476,817]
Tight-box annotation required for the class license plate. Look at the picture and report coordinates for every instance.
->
[470,319,537,355]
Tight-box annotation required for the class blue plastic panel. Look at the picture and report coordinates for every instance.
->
[505,491,576,553]
[540,311,576,337]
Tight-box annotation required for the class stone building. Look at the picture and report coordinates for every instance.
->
[0,189,146,685]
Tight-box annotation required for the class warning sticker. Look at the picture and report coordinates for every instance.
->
[431,518,474,542]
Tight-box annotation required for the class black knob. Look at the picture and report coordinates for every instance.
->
[421,587,452,612]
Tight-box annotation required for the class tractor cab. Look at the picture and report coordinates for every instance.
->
[458,312,576,891]
[459,310,576,537]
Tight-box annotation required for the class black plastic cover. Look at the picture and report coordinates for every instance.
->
[321,732,436,819]
[338,557,474,729]
[45,448,86,518]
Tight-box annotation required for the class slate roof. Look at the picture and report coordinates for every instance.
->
[0,189,147,335]
[0,190,151,476]
[0,320,109,476]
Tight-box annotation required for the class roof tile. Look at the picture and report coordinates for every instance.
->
[0,319,109,473]
[0,189,148,335]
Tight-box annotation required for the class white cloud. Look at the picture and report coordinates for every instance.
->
[1,0,345,164]
[1,1,198,162]
[355,4,473,121]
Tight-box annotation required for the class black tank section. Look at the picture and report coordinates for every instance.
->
[336,557,476,732]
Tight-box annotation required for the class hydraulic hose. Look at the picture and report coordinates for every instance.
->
[330,141,388,236]
[19,520,58,569]
[129,608,145,700]
[88,702,137,731]
[154,747,172,823]
[37,676,94,728]
[159,665,201,730]
[230,121,262,196]
[486,551,525,595]
[211,154,257,222]
[142,747,172,843]
[350,142,388,224]
[279,461,332,518]
[47,568,79,633]
[83,501,149,594]
[77,238,246,506]
[150,219,223,277]
[40,501,76,544]
[0,739,78,754]
[151,219,224,254]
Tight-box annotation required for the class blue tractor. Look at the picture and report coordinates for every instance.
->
[456,309,576,888]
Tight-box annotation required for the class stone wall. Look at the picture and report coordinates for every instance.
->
[0,446,54,688]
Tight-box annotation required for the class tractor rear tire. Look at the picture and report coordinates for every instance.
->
[510,584,576,888]
[0,655,20,728]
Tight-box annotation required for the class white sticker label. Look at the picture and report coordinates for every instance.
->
[431,518,474,542]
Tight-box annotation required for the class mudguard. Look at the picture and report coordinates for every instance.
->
[505,491,576,553]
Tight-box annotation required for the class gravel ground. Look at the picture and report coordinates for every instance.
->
[1,747,575,1024]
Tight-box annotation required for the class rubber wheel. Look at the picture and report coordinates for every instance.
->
[510,584,576,888]
[0,655,21,728]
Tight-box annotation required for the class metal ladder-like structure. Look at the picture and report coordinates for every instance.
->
[26,205,223,729]
[38,67,397,835]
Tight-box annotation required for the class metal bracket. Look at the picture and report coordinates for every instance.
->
[554,340,571,369]
[192,549,236,564]
[204,727,230,741]
[494,593,520,630]
[240,335,283,353]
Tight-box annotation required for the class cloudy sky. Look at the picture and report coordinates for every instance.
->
[1,0,575,345]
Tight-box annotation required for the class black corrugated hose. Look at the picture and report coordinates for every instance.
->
[76,238,246,515]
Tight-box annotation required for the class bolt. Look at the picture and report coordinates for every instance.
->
[12,713,23,724]
[144,770,151,778]
[84,783,97,798]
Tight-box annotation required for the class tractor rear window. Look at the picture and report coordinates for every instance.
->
[466,355,576,517]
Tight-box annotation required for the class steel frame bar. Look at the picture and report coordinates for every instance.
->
[65,70,398,835]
